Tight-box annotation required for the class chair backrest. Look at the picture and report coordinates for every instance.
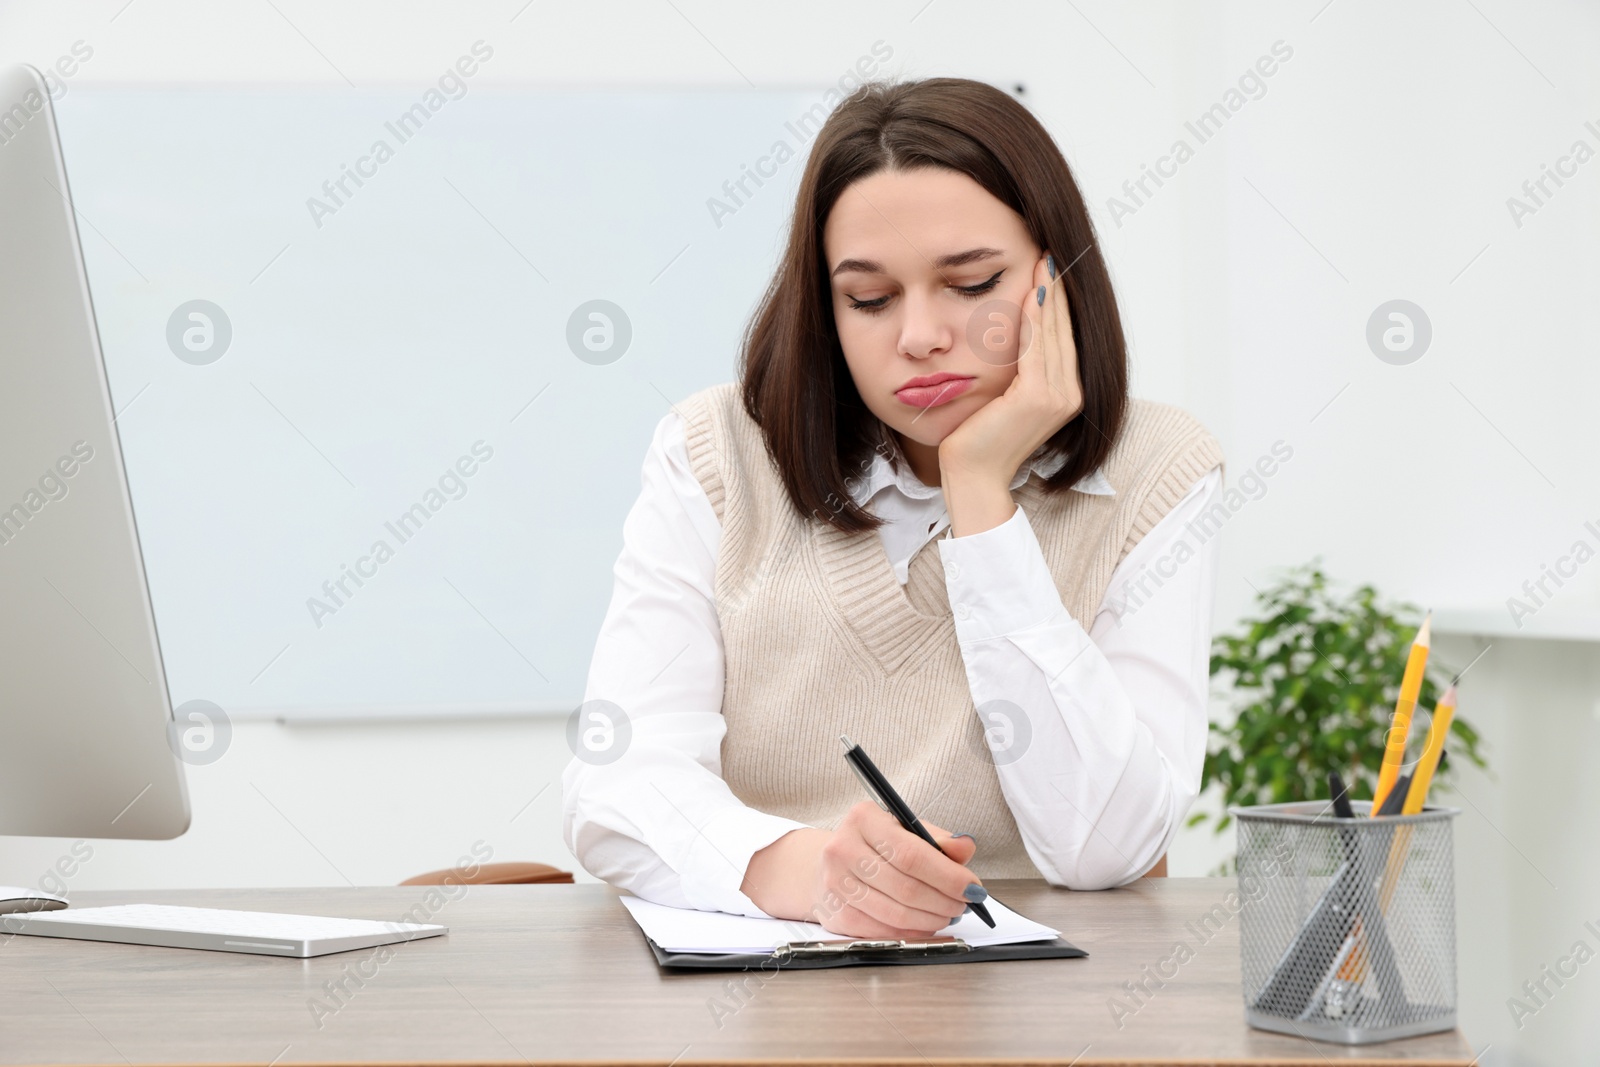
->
[401,861,574,886]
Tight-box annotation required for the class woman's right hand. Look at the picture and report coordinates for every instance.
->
[740,801,982,937]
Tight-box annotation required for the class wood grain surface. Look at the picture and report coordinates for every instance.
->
[0,879,1476,1066]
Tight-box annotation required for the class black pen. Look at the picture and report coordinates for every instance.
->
[839,734,996,929]
[1328,771,1356,819]
[1375,772,1411,817]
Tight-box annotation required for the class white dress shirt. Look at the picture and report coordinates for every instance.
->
[562,410,1223,916]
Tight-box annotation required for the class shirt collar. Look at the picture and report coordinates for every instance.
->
[847,426,1114,506]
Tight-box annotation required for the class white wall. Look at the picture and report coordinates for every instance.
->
[3,3,1596,1064]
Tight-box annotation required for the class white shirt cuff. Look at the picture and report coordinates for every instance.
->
[678,805,810,917]
[937,505,1070,641]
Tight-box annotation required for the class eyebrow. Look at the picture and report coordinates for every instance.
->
[830,247,1005,279]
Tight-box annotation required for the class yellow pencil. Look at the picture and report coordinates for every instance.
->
[1401,683,1455,815]
[1342,680,1460,986]
[1375,683,1458,913]
[1371,612,1431,815]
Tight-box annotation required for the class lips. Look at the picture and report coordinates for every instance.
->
[895,374,976,410]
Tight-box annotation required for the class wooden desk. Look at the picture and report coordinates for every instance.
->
[1,879,1474,1066]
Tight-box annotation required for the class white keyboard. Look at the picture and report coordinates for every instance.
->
[0,903,446,958]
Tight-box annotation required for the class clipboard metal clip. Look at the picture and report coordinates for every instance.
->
[773,935,971,961]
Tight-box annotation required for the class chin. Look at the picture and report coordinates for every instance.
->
[891,401,972,447]
[893,425,943,449]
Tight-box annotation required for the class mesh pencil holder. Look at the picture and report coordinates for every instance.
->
[1231,800,1459,1045]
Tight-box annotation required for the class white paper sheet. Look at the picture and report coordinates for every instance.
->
[618,894,1060,954]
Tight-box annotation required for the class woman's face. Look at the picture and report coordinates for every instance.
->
[823,166,1041,452]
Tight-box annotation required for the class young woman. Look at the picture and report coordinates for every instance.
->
[562,78,1224,939]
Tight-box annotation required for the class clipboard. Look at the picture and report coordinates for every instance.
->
[643,932,1087,970]
[619,892,1085,971]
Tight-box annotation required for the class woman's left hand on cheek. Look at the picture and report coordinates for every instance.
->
[938,252,1085,485]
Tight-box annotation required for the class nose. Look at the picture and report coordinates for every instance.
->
[897,288,954,360]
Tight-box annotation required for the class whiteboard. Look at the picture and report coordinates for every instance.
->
[53,85,820,720]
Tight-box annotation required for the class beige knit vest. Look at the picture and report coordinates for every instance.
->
[681,382,1225,879]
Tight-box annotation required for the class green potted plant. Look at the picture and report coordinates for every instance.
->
[1194,564,1488,862]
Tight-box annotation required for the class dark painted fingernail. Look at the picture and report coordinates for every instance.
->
[963,883,989,903]
[952,832,976,844]
[949,914,963,925]
[1036,285,1046,306]
[1047,253,1057,279]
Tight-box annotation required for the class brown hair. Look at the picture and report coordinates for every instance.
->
[738,77,1129,533]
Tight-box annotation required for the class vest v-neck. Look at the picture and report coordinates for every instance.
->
[813,518,953,674]
[811,480,1058,672]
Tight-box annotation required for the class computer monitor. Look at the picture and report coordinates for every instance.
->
[0,63,190,841]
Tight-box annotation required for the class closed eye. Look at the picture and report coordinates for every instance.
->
[846,270,1006,314]
[955,269,1005,298]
